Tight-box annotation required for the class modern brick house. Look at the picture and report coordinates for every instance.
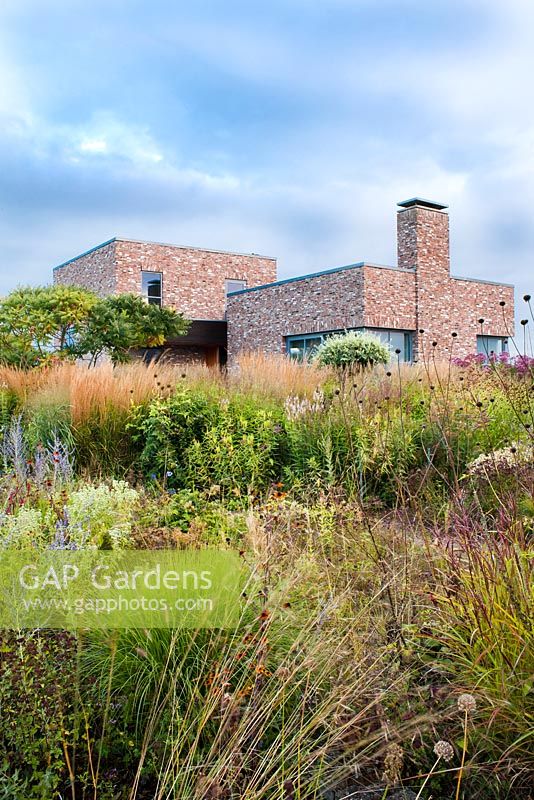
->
[53,238,277,365]
[227,198,514,363]
[53,198,514,365]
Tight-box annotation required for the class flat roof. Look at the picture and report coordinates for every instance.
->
[53,236,277,271]
[227,261,413,296]
[452,274,514,288]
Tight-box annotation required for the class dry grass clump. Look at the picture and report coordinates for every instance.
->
[229,351,331,398]
[1,354,329,419]
[0,363,59,399]
[69,361,184,423]
[0,354,459,417]
[0,362,185,423]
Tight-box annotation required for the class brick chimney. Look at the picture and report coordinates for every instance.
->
[397,198,452,360]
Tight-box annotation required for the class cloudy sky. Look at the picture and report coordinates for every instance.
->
[0,0,532,330]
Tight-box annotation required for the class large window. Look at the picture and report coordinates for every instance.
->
[286,328,413,363]
[477,335,508,357]
[141,272,162,306]
[366,328,412,363]
[286,335,323,360]
[226,279,247,295]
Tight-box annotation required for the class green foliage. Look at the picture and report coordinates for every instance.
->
[130,390,286,495]
[0,388,18,433]
[0,631,79,798]
[0,507,52,550]
[184,395,286,495]
[24,392,74,454]
[73,405,141,476]
[0,284,96,368]
[0,285,189,368]
[0,480,137,549]
[314,330,390,370]
[162,488,249,545]
[427,531,534,792]
[0,358,532,796]
[78,591,385,800]
[129,389,221,482]
[74,293,189,366]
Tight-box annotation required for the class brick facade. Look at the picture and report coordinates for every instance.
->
[53,239,118,296]
[54,238,277,321]
[226,198,514,364]
[227,267,366,359]
[51,199,514,366]
[362,265,416,330]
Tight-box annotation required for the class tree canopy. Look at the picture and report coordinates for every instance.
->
[0,285,189,368]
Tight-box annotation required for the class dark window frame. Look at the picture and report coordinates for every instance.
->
[141,271,163,307]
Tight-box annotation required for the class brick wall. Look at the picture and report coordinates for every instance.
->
[227,267,366,361]
[54,238,276,320]
[362,265,416,330]
[113,240,276,319]
[451,278,514,358]
[396,202,514,360]
[53,240,117,296]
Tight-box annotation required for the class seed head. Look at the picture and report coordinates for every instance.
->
[382,742,404,786]
[433,740,454,762]
[457,693,477,713]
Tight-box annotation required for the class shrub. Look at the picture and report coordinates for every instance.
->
[0,507,52,550]
[131,391,286,496]
[183,395,286,495]
[129,389,221,483]
[314,331,390,370]
[66,480,139,548]
[161,488,249,545]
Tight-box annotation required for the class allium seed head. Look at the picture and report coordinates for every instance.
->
[457,693,477,713]
[433,740,454,762]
